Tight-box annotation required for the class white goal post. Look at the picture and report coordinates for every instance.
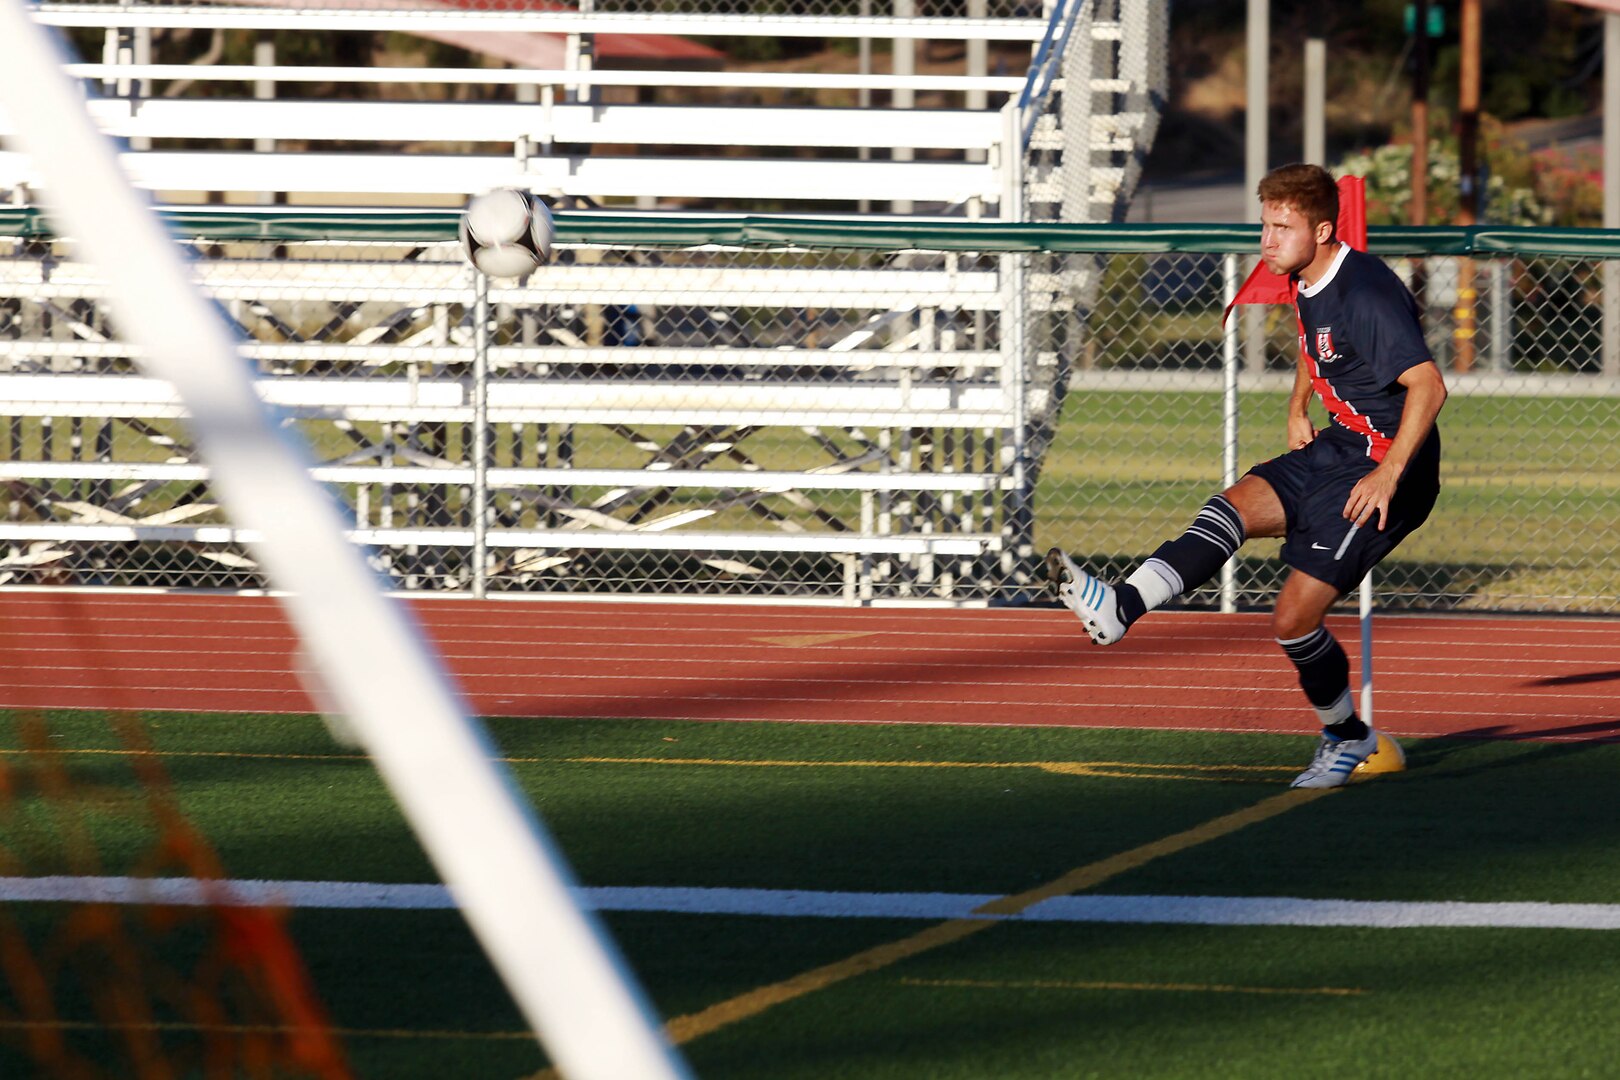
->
[0,8,690,1079]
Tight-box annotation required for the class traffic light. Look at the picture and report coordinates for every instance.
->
[1404,3,1446,37]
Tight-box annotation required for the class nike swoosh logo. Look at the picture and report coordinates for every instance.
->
[1311,542,1331,550]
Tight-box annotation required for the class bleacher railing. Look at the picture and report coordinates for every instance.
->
[2,210,1617,613]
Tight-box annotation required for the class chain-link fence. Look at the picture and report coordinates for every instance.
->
[2,211,1616,611]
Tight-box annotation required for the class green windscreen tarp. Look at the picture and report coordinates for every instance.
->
[2,206,1618,257]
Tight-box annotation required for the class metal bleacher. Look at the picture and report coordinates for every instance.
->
[0,1,1168,602]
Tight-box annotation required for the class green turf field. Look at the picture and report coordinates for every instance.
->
[4,710,1619,1078]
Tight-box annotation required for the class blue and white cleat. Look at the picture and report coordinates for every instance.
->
[1290,729,1381,789]
[1046,548,1128,646]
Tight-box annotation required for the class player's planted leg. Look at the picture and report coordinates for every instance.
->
[1290,727,1381,789]
[1274,588,1395,788]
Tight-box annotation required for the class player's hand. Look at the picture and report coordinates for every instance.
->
[1286,414,1317,451]
[1343,464,1401,530]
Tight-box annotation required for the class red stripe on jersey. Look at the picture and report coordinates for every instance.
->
[1295,313,1393,461]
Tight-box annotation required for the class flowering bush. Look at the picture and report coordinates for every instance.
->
[1334,116,1601,227]
[1529,145,1603,226]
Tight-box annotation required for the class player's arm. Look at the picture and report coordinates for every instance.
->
[1286,342,1317,450]
[1342,360,1448,530]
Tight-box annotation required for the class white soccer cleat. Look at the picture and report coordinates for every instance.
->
[1290,728,1381,789]
[1046,548,1128,646]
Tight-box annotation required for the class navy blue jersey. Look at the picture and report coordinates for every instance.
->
[1294,244,1432,460]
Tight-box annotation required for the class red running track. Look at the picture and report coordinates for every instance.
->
[1,591,1618,741]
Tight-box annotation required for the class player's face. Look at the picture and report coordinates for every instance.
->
[1259,200,1324,276]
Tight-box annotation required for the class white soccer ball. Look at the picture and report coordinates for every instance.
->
[459,188,554,279]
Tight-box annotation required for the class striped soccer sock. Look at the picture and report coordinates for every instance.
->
[1116,495,1247,625]
[1277,626,1369,739]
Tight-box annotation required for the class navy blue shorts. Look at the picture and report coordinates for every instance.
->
[1245,427,1441,594]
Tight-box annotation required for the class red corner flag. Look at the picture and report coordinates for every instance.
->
[1221,174,1367,326]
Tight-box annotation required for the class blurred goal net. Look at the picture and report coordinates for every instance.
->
[0,706,350,1078]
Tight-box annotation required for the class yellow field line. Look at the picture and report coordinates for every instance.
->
[0,748,1295,781]
[0,747,363,762]
[0,1018,532,1042]
[652,788,1330,1052]
[899,976,1365,997]
[567,756,1290,772]
[567,756,1295,783]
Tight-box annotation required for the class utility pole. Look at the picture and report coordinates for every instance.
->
[1606,13,1620,378]
[1244,0,1268,373]
[1408,0,1432,351]
[1246,0,1269,218]
[1454,0,1480,372]
[1457,1,1480,223]
[1410,0,1431,226]
[1304,37,1325,165]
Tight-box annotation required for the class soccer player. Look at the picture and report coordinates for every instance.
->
[1047,163,1447,789]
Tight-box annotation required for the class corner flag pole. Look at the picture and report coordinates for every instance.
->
[1359,573,1374,725]
[1340,178,1375,729]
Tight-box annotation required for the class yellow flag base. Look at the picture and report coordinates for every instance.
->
[1352,732,1407,780]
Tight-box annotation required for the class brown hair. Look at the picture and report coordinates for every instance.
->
[1257,163,1338,234]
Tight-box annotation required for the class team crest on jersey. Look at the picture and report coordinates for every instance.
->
[1315,326,1339,362]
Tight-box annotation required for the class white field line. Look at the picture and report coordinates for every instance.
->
[2,877,1619,931]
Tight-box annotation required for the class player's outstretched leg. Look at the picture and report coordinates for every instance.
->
[1046,548,1128,645]
[1045,494,1248,646]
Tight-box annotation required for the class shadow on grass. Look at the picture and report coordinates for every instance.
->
[1401,722,1620,778]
